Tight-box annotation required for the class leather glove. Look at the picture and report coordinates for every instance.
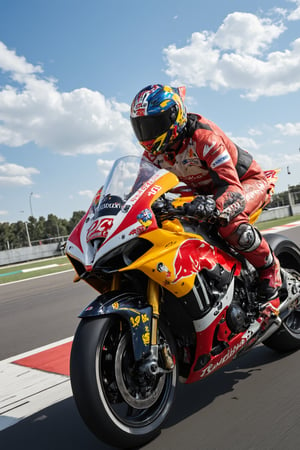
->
[184,195,217,220]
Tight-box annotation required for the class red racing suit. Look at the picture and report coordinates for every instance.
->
[142,113,273,270]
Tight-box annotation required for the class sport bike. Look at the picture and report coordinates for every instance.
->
[66,155,300,449]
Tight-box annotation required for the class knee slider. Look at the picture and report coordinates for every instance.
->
[233,223,261,252]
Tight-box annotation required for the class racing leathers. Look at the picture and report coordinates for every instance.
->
[142,113,282,303]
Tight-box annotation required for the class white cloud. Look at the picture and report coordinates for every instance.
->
[163,10,300,100]
[0,41,43,76]
[275,122,300,135]
[227,134,259,150]
[254,151,300,170]
[213,12,285,55]
[0,41,136,155]
[288,0,300,20]
[271,7,289,19]
[96,159,115,178]
[78,190,95,199]
[253,153,275,169]
[0,210,8,216]
[248,128,263,136]
[0,159,39,185]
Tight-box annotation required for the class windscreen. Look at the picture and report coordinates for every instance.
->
[94,155,159,218]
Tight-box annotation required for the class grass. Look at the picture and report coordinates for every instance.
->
[256,214,300,230]
[1,214,300,285]
[0,256,72,284]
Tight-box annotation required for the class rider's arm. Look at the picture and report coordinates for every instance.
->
[195,131,246,224]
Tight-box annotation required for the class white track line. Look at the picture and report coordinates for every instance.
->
[0,337,73,431]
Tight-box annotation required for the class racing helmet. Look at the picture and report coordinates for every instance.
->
[130,84,187,155]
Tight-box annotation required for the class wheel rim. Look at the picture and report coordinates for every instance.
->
[282,269,300,336]
[115,333,166,409]
[96,319,176,429]
[284,310,300,335]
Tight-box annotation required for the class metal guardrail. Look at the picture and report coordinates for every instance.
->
[0,242,67,267]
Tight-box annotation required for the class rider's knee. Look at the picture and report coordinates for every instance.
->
[229,223,262,252]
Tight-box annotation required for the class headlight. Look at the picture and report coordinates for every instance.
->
[95,238,153,272]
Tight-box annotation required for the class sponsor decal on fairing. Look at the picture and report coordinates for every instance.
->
[137,209,153,228]
[172,239,217,283]
[199,338,246,378]
[86,217,114,242]
[157,262,171,278]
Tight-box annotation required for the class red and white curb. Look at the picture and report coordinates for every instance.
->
[261,220,300,234]
[0,337,73,431]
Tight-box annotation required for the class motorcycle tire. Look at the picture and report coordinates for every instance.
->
[263,233,300,352]
[70,315,177,449]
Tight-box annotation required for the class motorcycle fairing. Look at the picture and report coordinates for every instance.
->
[188,317,261,383]
[67,156,242,299]
[79,291,153,361]
[184,278,262,383]
[66,168,178,270]
[122,231,241,297]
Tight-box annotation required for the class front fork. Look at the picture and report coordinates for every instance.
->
[147,278,160,345]
[146,278,174,373]
[111,273,174,374]
[111,274,160,345]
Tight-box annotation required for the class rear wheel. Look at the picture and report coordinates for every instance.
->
[70,316,177,449]
[263,234,300,352]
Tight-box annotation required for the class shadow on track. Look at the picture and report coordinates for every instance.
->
[164,344,289,428]
[1,396,114,450]
[0,345,292,450]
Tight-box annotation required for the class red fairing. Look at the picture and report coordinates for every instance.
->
[68,187,103,256]
[101,179,159,248]
[189,331,247,382]
[68,211,88,255]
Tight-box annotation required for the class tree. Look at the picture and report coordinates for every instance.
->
[11,221,30,247]
[44,214,61,239]
[58,218,69,237]
[34,216,46,242]
[68,211,86,233]
[0,222,14,250]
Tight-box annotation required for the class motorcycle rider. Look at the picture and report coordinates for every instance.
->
[130,84,282,309]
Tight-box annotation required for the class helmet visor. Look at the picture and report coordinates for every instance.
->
[131,107,177,142]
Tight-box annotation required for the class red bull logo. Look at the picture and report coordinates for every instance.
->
[173,239,217,283]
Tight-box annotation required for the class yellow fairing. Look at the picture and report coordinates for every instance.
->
[120,226,203,297]
[249,208,263,225]
[119,173,204,297]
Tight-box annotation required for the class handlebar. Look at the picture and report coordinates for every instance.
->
[153,194,247,227]
[152,196,219,224]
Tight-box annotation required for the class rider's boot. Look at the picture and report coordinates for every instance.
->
[257,254,282,315]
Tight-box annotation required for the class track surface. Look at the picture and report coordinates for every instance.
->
[1,227,300,450]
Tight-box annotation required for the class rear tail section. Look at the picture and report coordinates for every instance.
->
[249,169,280,224]
[264,169,280,196]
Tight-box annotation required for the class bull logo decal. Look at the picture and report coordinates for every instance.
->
[173,239,217,283]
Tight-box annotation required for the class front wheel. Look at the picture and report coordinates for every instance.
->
[70,316,177,449]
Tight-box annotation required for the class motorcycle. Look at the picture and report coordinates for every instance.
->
[66,155,300,449]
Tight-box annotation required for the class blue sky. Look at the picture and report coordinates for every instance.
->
[1,0,300,223]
